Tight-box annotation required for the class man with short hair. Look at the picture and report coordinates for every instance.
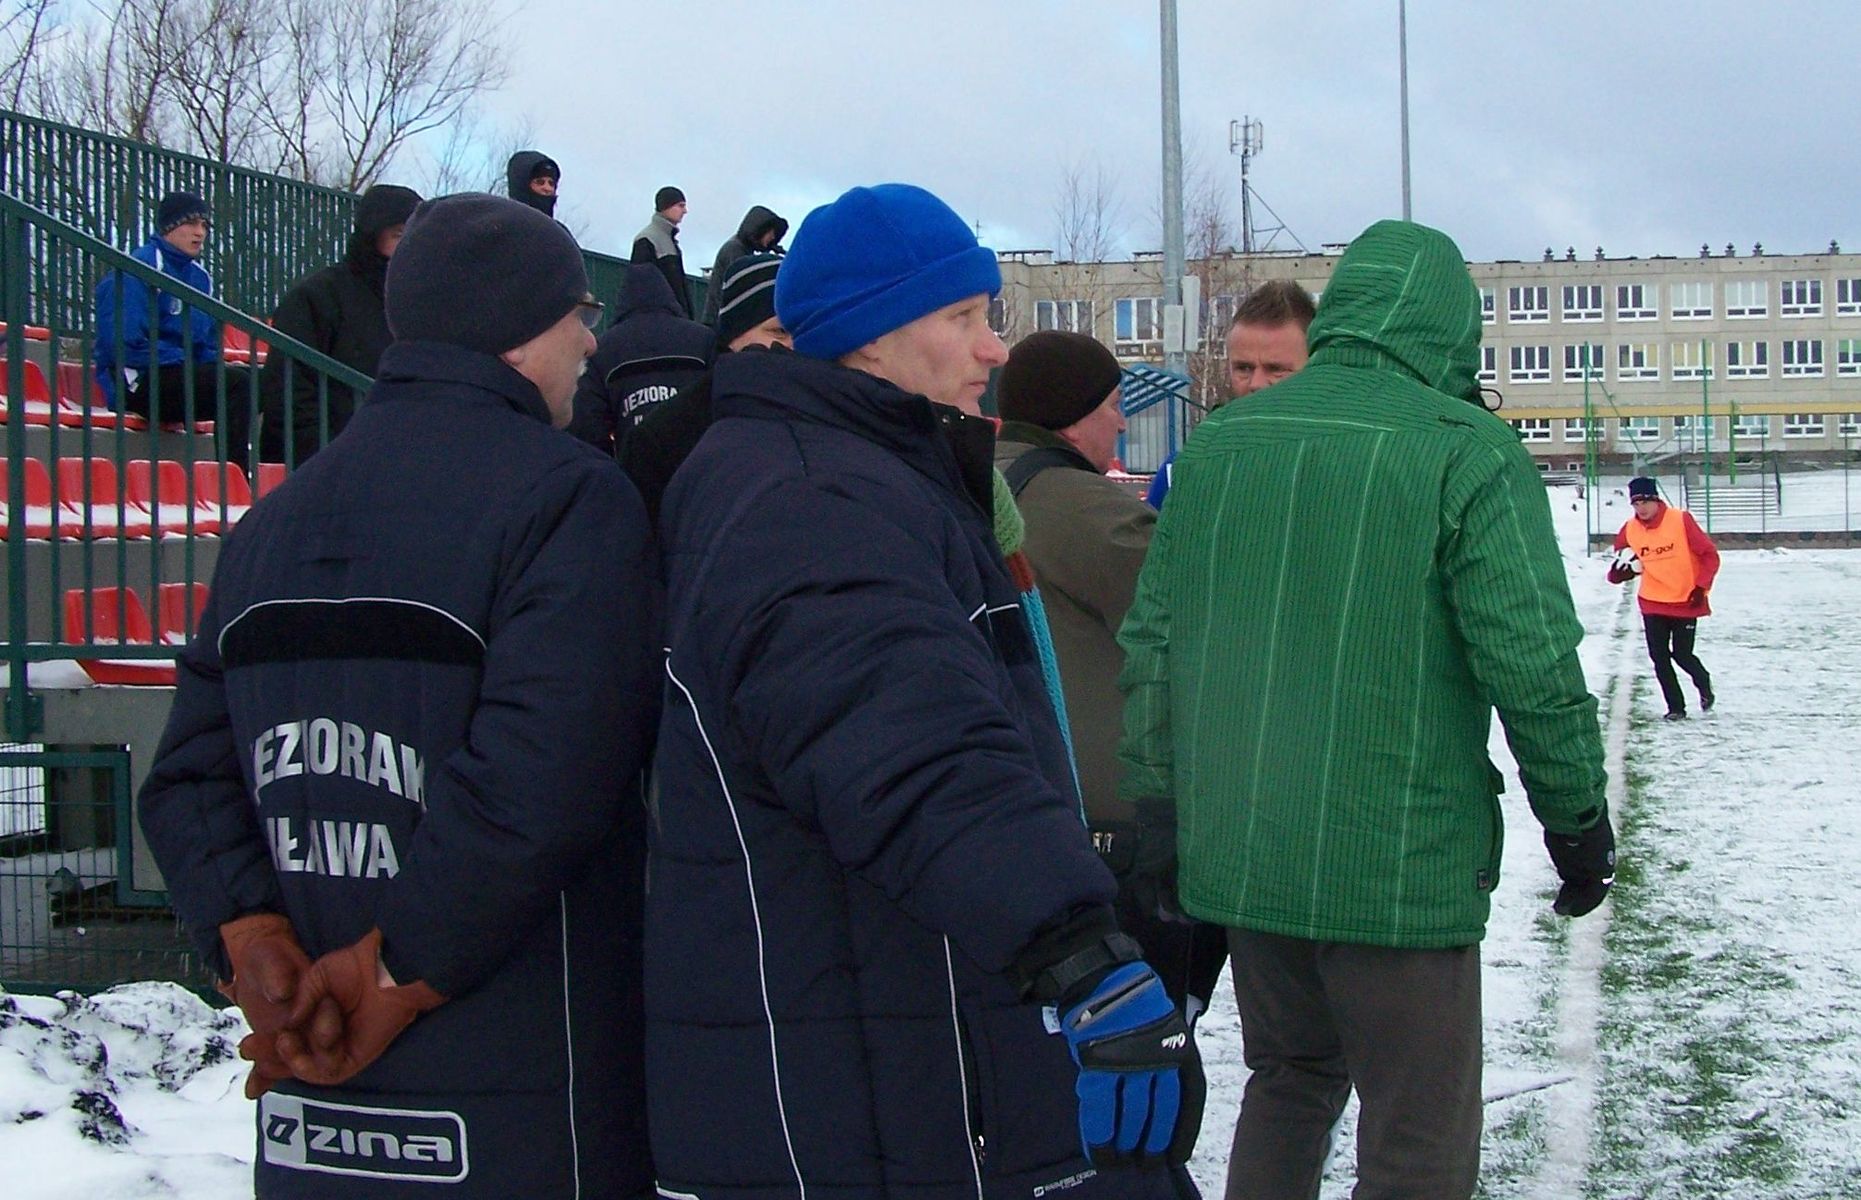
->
[1146,278,1315,507]
[994,330,1228,1025]
[1119,220,1613,1200]
[139,193,658,1200]
[632,185,694,317]
[647,183,1201,1199]
[506,150,561,218]
[261,183,422,464]
[1608,475,1719,720]
[94,189,256,460]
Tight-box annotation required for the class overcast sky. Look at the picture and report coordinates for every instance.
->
[467,0,1858,271]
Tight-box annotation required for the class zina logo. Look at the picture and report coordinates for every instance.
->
[1161,1032,1187,1050]
[260,1093,469,1182]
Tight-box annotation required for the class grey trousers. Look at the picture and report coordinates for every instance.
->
[1223,928,1482,1200]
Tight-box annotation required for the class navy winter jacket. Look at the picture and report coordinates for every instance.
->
[567,262,714,456]
[646,350,1177,1200]
[138,341,659,1199]
[93,234,222,405]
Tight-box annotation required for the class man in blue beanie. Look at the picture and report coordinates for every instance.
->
[646,182,1202,1200]
[140,193,658,1200]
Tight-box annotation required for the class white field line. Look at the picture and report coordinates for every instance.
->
[1528,589,1637,1199]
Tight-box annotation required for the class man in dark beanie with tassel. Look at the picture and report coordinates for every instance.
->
[646,182,1200,1200]
[261,183,423,463]
[995,330,1229,1035]
[140,192,658,1200]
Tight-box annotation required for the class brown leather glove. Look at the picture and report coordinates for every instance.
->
[217,912,312,1100]
[277,929,445,1087]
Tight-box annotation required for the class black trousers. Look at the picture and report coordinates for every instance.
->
[124,363,256,464]
[1643,613,1712,714]
[1224,929,1483,1200]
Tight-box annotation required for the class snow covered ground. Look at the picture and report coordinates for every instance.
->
[3,480,1860,1198]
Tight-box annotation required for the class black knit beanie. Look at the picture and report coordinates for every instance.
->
[386,193,588,356]
[714,253,783,348]
[998,330,1123,430]
[655,186,686,212]
[157,191,210,233]
[1628,476,1660,501]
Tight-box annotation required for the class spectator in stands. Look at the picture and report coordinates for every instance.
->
[631,185,694,318]
[1118,220,1612,1200]
[1608,475,1719,720]
[138,193,658,1200]
[620,251,787,527]
[700,204,787,324]
[94,190,255,460]
[506,150,560,219]
[566,260,714,457]
[994,330,1228,1031]
[260,183,422,464]
[646,182,1201,1199]
[1145,278,1315,508]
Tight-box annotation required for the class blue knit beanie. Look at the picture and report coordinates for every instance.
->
[776,183,1001,361]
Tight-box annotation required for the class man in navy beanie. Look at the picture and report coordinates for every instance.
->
[646,182,1202,1200]
[140,192,659,1199]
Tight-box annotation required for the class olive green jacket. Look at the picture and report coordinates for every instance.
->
[1116,220,1607,948]
[997,422,1156,826]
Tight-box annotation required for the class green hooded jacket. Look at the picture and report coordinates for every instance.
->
[1116,220,1607,948]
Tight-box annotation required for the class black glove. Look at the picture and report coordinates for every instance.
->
[1545,817,1616,917]
[1687,586,1708,607]
[1128,796,1188,925]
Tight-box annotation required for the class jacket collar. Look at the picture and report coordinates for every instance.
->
[144,235,201,271]
[371,340,553,426]
[996,419,1094,472]
[712,348,998,516]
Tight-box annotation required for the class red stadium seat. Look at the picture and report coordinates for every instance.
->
[255,461,288,498]
[126,458,221,536]
[61,585,175,685]
[0,457,57,539]
[222,324,270,366]
[0,360,54,426]
[55,456,155,539]
[157,582,211,645]
[194,460,254,526]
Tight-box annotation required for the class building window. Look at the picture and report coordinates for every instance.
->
[1510,418,1552,442]
[1781,339,1824,377]
[1779,279,1823,317]
[1563,417,1603,441]
[1563,342,1604,382]
[1838,339,1861,377]
[1479,287,1496,324]
[1616,342,1660,381]
[988,296,1009,335]
[1477,344,1498,383]
[1726,279,1768,318]
[1114,297,1161,352]
[1670,281,1713,319]
[1838,413,1861,436]
[1562,284,1602,322]
[1509,344,1551,382]
[1731,412,1771,438]
[1838,279,1861,316]
[1615,283,1657,321]
[1507,285,1549,323]
[1783,413,1825,437]
[1672,341,1715,380]
[1038,298,1094,335]
[1206,294,1237,343]
[1725,340,1769,378]
[1619,417,1661,441]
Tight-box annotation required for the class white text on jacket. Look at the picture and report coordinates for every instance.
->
[251,718,426,807]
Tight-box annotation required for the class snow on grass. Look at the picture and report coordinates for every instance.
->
[4,482,1859,1198]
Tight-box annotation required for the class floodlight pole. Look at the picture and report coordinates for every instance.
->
[1160,0,1187,376]
[1399,0,1412,220]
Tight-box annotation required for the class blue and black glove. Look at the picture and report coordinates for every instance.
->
[1058,960,1205,1165]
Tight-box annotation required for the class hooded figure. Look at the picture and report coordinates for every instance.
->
[700,205,788,324]
[506,150,560,218]
[1117,219,1611,1198]
[261,184,423,463]
[565,261,714,456]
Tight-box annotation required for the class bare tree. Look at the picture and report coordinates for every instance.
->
[424,108,537,197]
[1049,157,1126,342]
[164,0,281,164]
[1180,157,1254,412]
[0,0,61,111]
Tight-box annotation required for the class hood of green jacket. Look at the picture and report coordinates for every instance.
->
[1306,219,1483,404]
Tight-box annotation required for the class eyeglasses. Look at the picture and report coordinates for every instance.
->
[575,299,605,330]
